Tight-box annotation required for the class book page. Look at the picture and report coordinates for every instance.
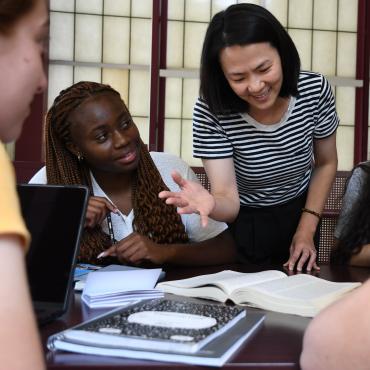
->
[216,270,287,295]
[157,270,287,296]
[243,274,360,306]
[157,270,242,290]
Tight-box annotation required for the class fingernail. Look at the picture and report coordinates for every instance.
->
[97,252,106,259]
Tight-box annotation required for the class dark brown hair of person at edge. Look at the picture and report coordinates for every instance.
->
[45,81,188,264]
[331,162,370,264]
[0,0,37,34]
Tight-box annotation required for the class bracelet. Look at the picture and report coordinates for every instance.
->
[302,208,321,220]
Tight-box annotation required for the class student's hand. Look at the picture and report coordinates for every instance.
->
[97,232,167,265]
[284,232,320,272]
[158,170,215,227]
[85,196,117,228]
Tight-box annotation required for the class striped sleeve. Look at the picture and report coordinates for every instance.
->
[314,75,339,139]
[193,98,233,159]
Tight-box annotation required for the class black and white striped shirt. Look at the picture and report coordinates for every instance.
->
[193,71,339,207]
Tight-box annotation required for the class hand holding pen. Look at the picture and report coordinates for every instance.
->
[106,212,117,246]
[84,196,118,228]
[96,212,118,259]
[97,232,164,265]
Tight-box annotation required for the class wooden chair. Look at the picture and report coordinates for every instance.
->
[192,167,350,264]
[319,171,350,264]
[192,167,211,191]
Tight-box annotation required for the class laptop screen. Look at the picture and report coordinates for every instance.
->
[17,184,88,304]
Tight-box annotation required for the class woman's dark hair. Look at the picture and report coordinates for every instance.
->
[45,81,188,263]
[331,162,370,264]
[0,0,36,35]
[200,3,301,114]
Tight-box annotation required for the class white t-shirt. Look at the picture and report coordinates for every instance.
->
[29,152,227,242]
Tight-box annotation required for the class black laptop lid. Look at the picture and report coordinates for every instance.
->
[17,184,88,308]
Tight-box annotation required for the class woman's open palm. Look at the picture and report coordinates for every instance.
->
[159,171,215,227]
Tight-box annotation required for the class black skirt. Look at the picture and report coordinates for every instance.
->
[228,191,320,265]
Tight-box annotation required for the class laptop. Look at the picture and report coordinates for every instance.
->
[17,184,89,325]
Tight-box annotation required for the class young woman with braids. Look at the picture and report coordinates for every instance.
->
[30,81,236,266]
[0,0,48,368]
[331,162,370,266]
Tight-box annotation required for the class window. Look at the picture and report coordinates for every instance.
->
[14,0,368,175]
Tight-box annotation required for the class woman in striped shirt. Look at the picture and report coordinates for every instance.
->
[160,3,338,271]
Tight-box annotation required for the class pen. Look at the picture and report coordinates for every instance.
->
[106,212,116,245]
[76,263,101,271]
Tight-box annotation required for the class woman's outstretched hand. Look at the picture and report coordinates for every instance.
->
[158,170,215,227]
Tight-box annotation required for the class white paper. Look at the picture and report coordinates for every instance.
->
[127,311,217,329]
[83,269,162,296]
[81,269,163,308]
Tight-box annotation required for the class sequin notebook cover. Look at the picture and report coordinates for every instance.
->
[47,297,265,366]
[50,298,245,353]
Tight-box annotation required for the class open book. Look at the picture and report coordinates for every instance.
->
[47,298,265,366]
[156,270,361,317]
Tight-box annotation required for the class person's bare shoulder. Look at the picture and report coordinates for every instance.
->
[301,280,370,370]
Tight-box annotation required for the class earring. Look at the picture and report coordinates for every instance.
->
[77,152,84,162]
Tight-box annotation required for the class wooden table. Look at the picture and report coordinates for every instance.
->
[42,264,370,370]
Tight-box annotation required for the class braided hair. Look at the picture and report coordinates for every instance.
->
[331,162,370,264]
[45,81,188,263]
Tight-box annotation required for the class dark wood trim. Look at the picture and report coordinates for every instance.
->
[13,161,44,184]
[13,93,47,183]
[14,93,46,162]
[13,0,50,182]
[149,0,168,151]
[354,0,370,164]
[157,0,168,151]
[149,0,161,151]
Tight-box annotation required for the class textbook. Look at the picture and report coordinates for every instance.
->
[156,270,361,317]
[47,298,265,367]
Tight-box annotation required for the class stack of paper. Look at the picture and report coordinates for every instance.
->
[81,269,164,308]
[74,264,166,291]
